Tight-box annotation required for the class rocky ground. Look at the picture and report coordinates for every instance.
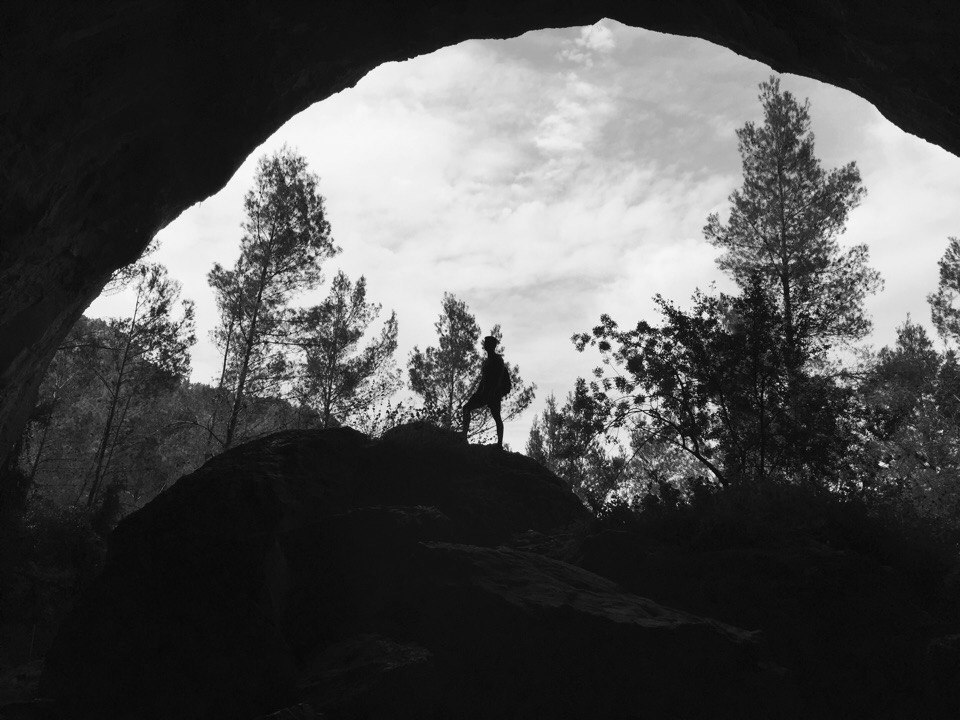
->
[1,423,957,719]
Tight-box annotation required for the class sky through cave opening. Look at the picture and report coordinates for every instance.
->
[86,20,960,449]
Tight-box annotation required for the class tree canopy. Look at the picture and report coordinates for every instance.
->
[292,271,401,430]
[208,146,339,449]
[566,77,879,495]
[704,77,881,369]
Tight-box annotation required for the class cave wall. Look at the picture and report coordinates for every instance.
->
[2,0,959,464]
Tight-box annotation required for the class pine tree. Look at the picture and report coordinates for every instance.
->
[526,394,562,468]
[857,318,960,519]
[927,236,960,346]
[575,77,878,491]
[208,147,338,450]
[293,271,401,429]
[80,264,195,505]
[704,76,881,371]
[525,385,620,511]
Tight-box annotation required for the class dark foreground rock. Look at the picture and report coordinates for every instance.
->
[39,425,788,719]
[537,511,960,720]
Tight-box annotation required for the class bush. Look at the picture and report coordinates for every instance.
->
[596,479,960,595]
[1,498,105,671]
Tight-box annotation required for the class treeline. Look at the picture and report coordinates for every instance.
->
[2,148,534,527]
[528,78,960,544]
[6,77,959,546]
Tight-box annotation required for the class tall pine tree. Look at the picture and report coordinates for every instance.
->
[292,271,401,429]
[80,265,195,505]
[208,147,338,450]
[704,76,881,371]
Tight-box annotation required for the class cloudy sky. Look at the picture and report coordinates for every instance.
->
[88,21,960,449]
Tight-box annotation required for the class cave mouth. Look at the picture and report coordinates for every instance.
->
[3,3,960,468]
[82,21,960,450]
[5,10,960,715]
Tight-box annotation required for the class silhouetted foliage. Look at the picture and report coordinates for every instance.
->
[854,318,960,525]
[580,289,859,491]
[291,271,402,430]
[703,76,881,372]
[71,266,195,507]
[208,146,338,450]
[13,152,406,530]
[928,236,960,346]
[21,276,195,512]
[525,394,562,469]
[526,387,623,511]
[568,78,876,503]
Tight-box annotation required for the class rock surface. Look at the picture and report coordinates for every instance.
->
[536,516,960,719]
[3,0,960,463]
[40,426,787,719]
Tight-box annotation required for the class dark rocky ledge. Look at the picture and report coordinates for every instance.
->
[11,425,960,720]
[28,424,960,719]
[38,425,791,719]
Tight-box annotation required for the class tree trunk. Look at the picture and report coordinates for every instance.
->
[447,364,457,430]
[204,314,235,459]
[85,304,138,507]
[27,418,50,484]
[223,261,270,449]
[98,392,135,497]
[781,272,796,373]
[85,380,123,506]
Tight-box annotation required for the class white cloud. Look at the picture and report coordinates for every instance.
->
[558,21,616,67]
[579,22,616,53]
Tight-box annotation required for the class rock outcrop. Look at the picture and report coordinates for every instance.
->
[3,0,960,464]
[40,426,788,719]
[529,504,960,720]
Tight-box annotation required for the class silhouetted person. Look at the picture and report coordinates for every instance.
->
[462,335,511,448]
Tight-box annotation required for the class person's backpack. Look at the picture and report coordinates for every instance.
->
[496,359,512,398]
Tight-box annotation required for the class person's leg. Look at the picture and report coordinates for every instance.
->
[462,394,482,440]
[490,400,504,448]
